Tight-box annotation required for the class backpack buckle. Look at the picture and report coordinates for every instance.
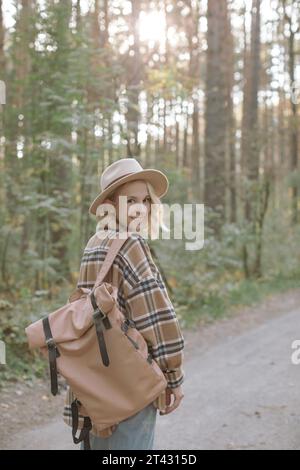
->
[93,308,106,321]
[46,337,56,349]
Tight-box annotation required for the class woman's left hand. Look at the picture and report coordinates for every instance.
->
[159,385,184,415]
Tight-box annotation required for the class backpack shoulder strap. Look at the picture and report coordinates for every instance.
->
[90,232,129,368]
[92,231,129,291]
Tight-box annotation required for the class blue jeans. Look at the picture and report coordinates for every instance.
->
[80,402,157,450]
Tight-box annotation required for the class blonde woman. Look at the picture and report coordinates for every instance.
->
[64,158,185,450]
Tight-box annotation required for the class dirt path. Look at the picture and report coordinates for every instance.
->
[1,288,300,450]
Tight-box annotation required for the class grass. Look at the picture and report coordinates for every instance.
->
[178,270,300,329]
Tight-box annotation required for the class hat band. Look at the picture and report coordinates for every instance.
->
[103,171,138,191]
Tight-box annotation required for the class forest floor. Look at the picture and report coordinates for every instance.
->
[1,287,300,450]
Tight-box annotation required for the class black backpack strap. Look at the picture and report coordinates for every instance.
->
[71,399,92,450]
[90,291,111,367]
[42,316,60,396]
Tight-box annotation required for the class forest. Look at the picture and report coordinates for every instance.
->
[0,0,299,380]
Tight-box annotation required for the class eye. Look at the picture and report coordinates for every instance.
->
[127,198,135,204]
[144,197,151,203]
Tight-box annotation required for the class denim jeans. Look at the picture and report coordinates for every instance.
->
[80,402,157,450]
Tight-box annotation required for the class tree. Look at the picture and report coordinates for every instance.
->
[204,0,231,234]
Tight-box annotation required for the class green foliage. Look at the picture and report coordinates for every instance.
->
[151,187,300,329]
[0,287,71,386]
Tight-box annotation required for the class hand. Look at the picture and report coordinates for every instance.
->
[159,385,184,415]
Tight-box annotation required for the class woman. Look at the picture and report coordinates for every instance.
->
[64,158,185,450]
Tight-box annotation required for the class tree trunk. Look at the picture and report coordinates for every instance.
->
[204,0,230,234]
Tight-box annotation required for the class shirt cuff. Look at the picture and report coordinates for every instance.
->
[163,367,185,389]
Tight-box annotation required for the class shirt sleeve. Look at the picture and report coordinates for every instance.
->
[122,236,185,389]
[76,236,97,289]
[76,256,88,288]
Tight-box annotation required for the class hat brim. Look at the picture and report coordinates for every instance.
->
[89,169,169,216]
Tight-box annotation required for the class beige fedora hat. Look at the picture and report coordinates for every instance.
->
[89,158,169,216]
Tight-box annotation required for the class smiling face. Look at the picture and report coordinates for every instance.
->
[104,179,152,233]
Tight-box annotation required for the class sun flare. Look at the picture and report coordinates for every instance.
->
[138,10,166,47]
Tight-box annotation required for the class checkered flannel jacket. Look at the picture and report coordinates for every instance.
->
[63,229,185,434]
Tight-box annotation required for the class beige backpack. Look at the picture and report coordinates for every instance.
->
[25,232,168,449]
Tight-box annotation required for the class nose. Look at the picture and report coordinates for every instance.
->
[128,202,148,218]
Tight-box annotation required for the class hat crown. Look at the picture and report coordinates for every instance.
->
[101,158,143,191]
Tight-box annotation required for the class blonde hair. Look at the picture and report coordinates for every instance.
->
[95,180,169,240]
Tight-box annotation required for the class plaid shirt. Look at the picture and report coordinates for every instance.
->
[63,228,185,437]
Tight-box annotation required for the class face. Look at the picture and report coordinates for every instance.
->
[104,179,152,233]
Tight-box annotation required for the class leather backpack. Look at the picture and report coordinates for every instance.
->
[25,232,168,449]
